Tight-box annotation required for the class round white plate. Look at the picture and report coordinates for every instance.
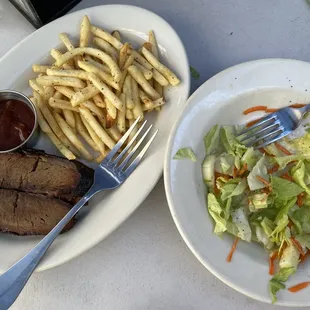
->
[0,5,190,272]
[164,59,310,307]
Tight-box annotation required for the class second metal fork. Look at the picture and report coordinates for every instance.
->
[237,104,310,148]
[0,117,158,310]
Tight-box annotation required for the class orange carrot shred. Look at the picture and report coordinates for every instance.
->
[290,103,306,108]
[243,106,267,115]
[269,251,278,275]
[288,282,310,293]
[233,166,238,178]
[246,118,262,128]
[300,251,310,263]
[281,172,293,182]
[265,108,278,113]
[291,237,305,257]
[275,142,292,155]
[267,164,279,174]
[226,237,239,262]
[256,176,271,189]
[297,193,304,207]
[259,148,275,157]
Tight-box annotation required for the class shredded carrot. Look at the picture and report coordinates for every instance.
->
[267,164,280,174]
[261,187,270,194]
[215,171,230,180]
[233,166,238,178]
[243,106,267,115]
[288,282,310,293]
[288,221,293,229]
[290,103,306,108]
[246,118,262,128]
[291,237,305,257]
[256,175,271,190]
[265,108,278,113]
[300,250,310,263]
[226,237,239,262]
[238,163,248,176]
[259,148,275,157]
[297,193,305,207]
[275,142,292,155]
[269,251,278,275]
[281,172,293,182]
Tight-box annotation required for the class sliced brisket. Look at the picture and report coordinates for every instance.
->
[0,188,75,235]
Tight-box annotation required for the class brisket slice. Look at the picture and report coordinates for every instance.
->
[0,149,94,203]
[0,188,75,235]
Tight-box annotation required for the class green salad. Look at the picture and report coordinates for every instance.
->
[175,124,310,303]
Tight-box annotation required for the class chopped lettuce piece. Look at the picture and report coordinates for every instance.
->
[279,245,300,269]
[220,126,247,157]
[291,161,310,195]
[202,155,216,188]
[241,147,260,170]
[274,155,305,169]
[207,193,227,235]
[221,178,247,201]
[247,157,268,190]
[290,205,310,234]
[294,234,310,250]
[265,143,287,157]
[174,147,197,161]
[261,217,275,237]
[214,153,235,175]
[270,176,303,199]
[248,193,268,212]
[204,125,223,155]
[274,197,296,223]
[269,267,296,304]
[231,207,252,242]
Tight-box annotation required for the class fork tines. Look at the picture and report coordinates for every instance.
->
[101,117,158,175]
[237,113,287,149]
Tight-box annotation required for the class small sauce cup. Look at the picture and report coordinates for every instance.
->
[0,90,39,153]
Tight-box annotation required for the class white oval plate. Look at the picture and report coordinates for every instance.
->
[0,5,190,272]
[164,59,310,307]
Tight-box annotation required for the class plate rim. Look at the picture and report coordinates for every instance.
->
[164,58,310,307]
[0,4,190,272]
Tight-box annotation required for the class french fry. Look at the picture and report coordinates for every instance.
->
[106,126,122,142]
[75,113,99,151]
[33,99,76,160]
[53,91,62,100]
[29,79,45,97]
[80,15,91,47]
[105,98,117,120]
[84,56,110,73]
[55,47,122,82]
[148,30,159,58]
[128,118,138,151]
[81,101,105,118]
[93,37,119,61]
[79,107,115,149]
[37,76,86,88]
[127,65,160,100]
[77,60,120,90]
[46,68,89,80]
[141,97,165,111]
[141,47,180,86]
[126,108,133,120]
[44,86,55,100]
[133,61,153,80]
[48,97,79,112]
[116,93,126,133]
[59,33,75,50]
[50,49,62,61]
[139,89,152,106]
[128,50,152,70]
[88,73,124,110]
[95,152,108,163]
[53,112,93,161]
[63,110,76,129]
[92,94,105,108]
[71,84,100,106]
[117,55,135,90]
[54,86,74,99]
[154,81,163,111]
[152,68,169,86]
[142,42,153,52]
[119,43,129,70]
[80,114,106,155]
[34,92,80,156]
[32,65,51,73]
[131,78,143,120]
[90,25,123,50]
[111,30,121,41]
[123,75,134,109]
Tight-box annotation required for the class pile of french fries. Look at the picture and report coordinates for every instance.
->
[29,15,180,162]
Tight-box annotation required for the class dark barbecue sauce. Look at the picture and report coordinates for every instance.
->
[0,99,35,151]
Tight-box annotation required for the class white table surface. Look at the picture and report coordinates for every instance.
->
[1,0,310,309]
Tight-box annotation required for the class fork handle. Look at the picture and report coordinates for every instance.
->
[0,188,98,309]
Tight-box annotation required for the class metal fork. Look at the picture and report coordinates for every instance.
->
[0,117,158,310]
[237,105,310,148]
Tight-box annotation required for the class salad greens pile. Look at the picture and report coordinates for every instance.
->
[200,124,310,303]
